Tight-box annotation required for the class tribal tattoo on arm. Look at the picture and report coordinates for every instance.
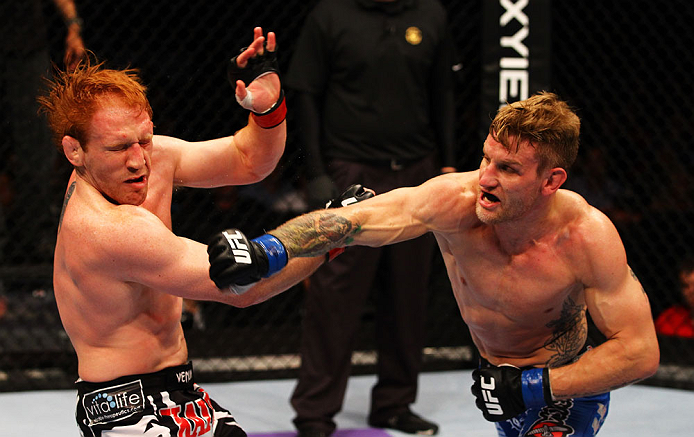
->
[543,296,588,368]
[628,265,647,295]
[271,211,362,258]
[58,181,76,234]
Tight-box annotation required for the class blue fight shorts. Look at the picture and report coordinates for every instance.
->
[75,362,246,437]
[494,393,610,437]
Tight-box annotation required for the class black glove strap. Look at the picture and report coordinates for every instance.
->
[228,44,280,87]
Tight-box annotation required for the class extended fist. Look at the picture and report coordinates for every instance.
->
[208,229,287,294]
[471,365,552,422]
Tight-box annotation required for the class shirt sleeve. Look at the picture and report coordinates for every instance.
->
[285,10,330,94]
[294,91,326,179]
[430,24,459,169]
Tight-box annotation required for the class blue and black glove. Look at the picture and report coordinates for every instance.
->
[471,365,553,421]
[207,184,373,292]
[207,229,287,295]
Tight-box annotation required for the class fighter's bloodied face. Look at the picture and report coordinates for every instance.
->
[475,133,544,224]
[80,97,154,205]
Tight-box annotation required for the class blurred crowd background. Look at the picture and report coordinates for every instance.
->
[1,0,693,392]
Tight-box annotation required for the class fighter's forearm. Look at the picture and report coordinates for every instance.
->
[221,256,324,307]
[270,210,361,258]
[548,336,658,400]
[232,124,286,181]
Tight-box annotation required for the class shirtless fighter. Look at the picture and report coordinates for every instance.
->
[207,92,660,436]
[39,28,325,436]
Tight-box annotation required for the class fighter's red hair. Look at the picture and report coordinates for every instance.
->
[38,56,153,152]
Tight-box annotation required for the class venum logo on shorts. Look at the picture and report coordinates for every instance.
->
[82,380,145,425]
[175,368,193,384]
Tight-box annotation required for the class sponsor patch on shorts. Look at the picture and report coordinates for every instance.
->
[82,380,145,425]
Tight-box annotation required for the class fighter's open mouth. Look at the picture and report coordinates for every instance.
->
[126,176,145,183]
[481,191,499,203]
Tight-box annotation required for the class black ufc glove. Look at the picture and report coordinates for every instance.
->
[471,365,552,422]
[208,229,287,294]
[324,184,374,261]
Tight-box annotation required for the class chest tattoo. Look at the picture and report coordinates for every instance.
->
[543,296,587,367]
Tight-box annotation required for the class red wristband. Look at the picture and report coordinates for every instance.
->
[251,92,287,129]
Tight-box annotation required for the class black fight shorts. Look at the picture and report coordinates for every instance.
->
[75,362,246,437]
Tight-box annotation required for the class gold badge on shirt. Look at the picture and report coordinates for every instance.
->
[405,26,422,45]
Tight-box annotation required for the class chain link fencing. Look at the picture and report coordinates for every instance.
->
[0,0,692,392]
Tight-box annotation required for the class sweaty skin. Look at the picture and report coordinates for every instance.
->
[268,134,659,401]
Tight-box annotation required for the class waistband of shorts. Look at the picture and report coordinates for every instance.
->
[76,362,194,395]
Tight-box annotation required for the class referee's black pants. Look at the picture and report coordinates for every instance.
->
[291,154,438,434]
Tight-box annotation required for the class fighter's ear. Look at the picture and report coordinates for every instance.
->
[62,135,84,167]
[542,167,567,195]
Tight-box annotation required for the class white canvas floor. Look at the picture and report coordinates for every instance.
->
[1,370,691,436]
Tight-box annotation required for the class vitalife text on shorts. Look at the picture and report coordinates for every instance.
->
[83,380,145,425]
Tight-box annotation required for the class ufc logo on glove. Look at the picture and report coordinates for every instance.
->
[222,230,252,264]
[480,376,504,416]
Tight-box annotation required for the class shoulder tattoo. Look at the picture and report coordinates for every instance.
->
[628,265,647,295]
[272,211,360,258]
[58,181,76,234]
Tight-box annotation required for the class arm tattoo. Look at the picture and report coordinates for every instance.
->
[543,296,587,368]
[628,265,647,295]
[58,181,76,234]
[271,211,361,258]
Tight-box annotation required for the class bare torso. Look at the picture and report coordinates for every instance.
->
[431,173,591,368]
[53,138,188,382]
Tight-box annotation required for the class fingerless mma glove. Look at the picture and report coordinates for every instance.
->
[228,44,286,128]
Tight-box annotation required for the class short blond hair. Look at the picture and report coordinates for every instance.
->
[490,91,580,173]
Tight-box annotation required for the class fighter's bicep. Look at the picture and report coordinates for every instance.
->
[579,214,643,334]
[164,135,250,188]
[108,212,213,295]
[585,259,653,341]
